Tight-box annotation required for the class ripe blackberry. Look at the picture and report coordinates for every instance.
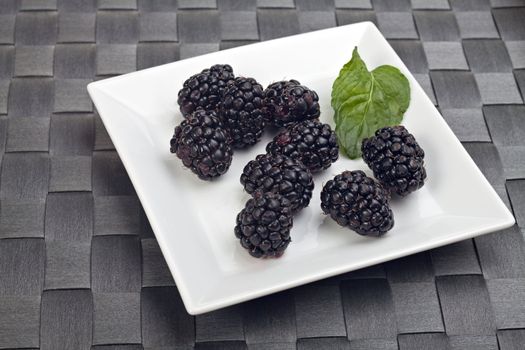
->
[263,80,320,127]
[177,64,235,117]
[221,76,265,149]
[266,119,339,173]
[170,109,233,180]
[362,125,426,197]
[234,192,293,258]
[321,170,394,236]
[240,154,314,212]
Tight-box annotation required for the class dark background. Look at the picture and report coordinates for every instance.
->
[0,0,525,349]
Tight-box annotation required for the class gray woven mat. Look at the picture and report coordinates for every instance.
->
[1,0,525,349]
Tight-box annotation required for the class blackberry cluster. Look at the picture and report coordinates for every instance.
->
[170,109,233,180]
[321,170,394,236]
[263,80,320,127]
[362,125,426,197]
[240,154,314,213]
[221,77,265,149]
[266,119,339,173]
[234,192,293,258]
[177,64,235,117]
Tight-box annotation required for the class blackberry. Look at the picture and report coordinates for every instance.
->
[362,125,426,197]
[177,64,235,117]
[321,171,394,236]
[266,119,339,173]
[263,80,320,127]
[221,76,265,149]
[240,154,314,212]
[235,192,293,258]
[170,109,233,180]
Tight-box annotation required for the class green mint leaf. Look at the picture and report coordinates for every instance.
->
[331,47,410,159]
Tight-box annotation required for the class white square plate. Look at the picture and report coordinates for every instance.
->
[88,22,515,315]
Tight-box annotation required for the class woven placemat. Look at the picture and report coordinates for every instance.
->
[1,0,525,349]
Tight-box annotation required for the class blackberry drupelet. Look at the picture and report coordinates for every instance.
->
[177,64,235,117]
[266,119,339,173]
[234,192,293,258]
[362,125,426,197]
[321,170,394,236]
[263,80,320,127]
[221,76,266,149]
[170,109,233,180]
[240,154,314,212]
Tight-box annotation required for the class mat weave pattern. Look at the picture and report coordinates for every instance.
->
[1,0,525,349]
